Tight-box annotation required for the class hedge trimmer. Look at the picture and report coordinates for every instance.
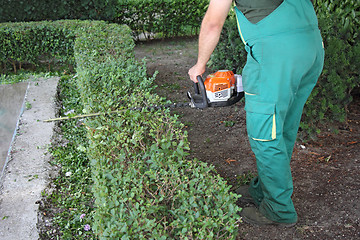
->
[43,70,244,122]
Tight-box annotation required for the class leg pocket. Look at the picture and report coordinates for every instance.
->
[245,100,276,141]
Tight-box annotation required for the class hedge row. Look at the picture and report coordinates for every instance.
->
[0,21,76,73]
[0,20,135,73]
[0,0,209,40]
[0,19,241,239]
[71,22,241,239]
[0,0,118,22]
[0,0,209,73]
[209,0,360,138]
[114,0,209,39]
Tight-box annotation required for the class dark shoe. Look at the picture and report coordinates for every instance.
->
[235,185,255,204]
[241,207,297,227]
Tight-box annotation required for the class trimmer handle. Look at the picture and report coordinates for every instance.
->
[193,75,204,94]
[193,81,200,94]
[188,75,208,109]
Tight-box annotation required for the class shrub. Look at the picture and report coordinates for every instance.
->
[2,19,242,239]
[301,0,360,136]
[0,21,76,73]
[87,111,240,239]
[115,0,209,40]
[0,0,118,22]
[74,21,241,239]
[208,12,246,75]
[0,0,209,40]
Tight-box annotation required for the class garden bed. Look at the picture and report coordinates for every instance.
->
[134,37,360,239]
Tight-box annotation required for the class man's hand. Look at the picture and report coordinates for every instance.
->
[188,0,232,83]
[188,63,205,83]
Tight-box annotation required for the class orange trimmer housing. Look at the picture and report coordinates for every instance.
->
[204,70,236,93]
[187,70,244,109]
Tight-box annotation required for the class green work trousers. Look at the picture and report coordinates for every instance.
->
[235,0,324,223]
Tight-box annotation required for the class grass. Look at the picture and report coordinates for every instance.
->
[224,120,236,127]
[0,70,62,85]
[236,171,257,185]
[160,82,181,91]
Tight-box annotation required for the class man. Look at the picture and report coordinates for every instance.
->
[188,0,324,227]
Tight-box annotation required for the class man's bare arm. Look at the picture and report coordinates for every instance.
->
[188,0,233,82]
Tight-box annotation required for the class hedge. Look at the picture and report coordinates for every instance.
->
[0,20,137,73]
[73,21,241,239]
[0,20,241,238]
[303,0,360,136]
[0,0,118,22]
[114,0,209,40]
[209,0,360,138]
[0,21,76,73]
[0,0,209,40]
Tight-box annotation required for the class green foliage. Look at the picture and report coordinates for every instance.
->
[3,17,241,240]
[0,21,77,73]
[210,1,360,138]
[0,0,118,22]
[0,71,59,85]
[236,171,257,186]
[300,0,360,137]
[74,21,135,66]
[314,0,360,44]
[0,20,132,74]
[72,20,241,239]
[87,111,240,239]
[0,0,208,40]
[42,75,96,239]
[115,0,209,40]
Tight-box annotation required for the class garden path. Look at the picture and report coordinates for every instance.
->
[0,78,58,240]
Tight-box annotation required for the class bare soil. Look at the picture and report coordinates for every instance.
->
[134,37,360,239]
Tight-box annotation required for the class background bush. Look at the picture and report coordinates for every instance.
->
[209,0,360,138]
[302,0,360,136]
[114,0,209,39]
[0,21,76,73]
[0,0,118,22]
[0,0,208,40]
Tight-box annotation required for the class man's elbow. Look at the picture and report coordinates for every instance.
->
[202,20,223,33]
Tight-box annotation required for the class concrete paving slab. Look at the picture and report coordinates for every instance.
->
[0,77,59,240]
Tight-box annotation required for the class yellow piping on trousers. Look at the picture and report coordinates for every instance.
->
[272,113,276,139]
[234,7,247,45]
[251,114,277,141]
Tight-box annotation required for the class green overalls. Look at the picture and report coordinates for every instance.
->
[235,0,324,223]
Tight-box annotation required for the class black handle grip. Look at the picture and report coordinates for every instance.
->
[193,82,200,94]
[196,75,206,95]
[190,75,208,109]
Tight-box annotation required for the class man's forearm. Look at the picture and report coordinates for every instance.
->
[196,19,223,67]
[196,0,232,67]
[188,0,232,82]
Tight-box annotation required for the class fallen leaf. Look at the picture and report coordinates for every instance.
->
[225,158,236,164]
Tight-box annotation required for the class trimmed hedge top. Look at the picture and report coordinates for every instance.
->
[73,20,241,239]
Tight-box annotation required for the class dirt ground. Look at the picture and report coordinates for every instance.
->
[134,37,360,239]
